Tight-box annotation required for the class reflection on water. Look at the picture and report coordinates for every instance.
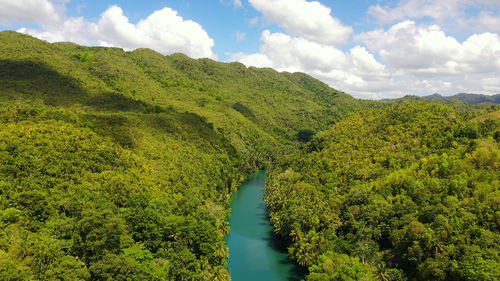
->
[226,170,305,281]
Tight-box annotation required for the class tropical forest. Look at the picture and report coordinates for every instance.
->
[0,26,499,281]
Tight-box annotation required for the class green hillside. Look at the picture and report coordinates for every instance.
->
[2,30,498,281]
[266,103,500,281]
[0,31,360,158]
[0,31,363,280]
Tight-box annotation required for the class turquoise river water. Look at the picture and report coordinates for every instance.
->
[226,170,305,281]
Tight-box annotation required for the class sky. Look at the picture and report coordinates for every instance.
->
[1,0,500,99]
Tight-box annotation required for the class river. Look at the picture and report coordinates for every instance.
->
[226,170,305,281]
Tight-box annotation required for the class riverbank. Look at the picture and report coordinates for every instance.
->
[226,170,305,281]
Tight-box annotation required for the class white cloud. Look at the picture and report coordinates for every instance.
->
[368,0,500,32]
[348,46,390,82]
[470,11,500,33]
[249,17,259,26]
[357,20,500,76]
[477,0,500,5]
[248,0,352,45]
[235,30,246,42]
[358,1,500,98]
[233,0,243,8]
[18,5,216,59]
[95,6,216,59]
[76,3,87,14]
[368,0,469,25]
[233,30,346,71]
[220,0,243,8]
[482,77,500,92]
[0,0,60,25]
[231,30,392,99]
[232,20,500,99]
[18,17,98,46]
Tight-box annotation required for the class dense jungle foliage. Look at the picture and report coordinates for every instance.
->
[1,31,499,281]
[0,31,361,280]
[0,31,360,159]
[266,103,500,281]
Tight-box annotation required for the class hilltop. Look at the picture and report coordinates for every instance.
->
[424,93,500,104]
[0,31,361,157]
[385,93,500,106]
[0,31,363,280]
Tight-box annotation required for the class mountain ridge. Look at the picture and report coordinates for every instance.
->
[385,93,500,104]
[0,30,363,280]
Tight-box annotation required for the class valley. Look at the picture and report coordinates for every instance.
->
[0,31,499,281]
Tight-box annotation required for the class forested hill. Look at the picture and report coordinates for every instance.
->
[266,103,500,281]
[0,31,363,280]
[0,31,361,159]
[387,93,500,105]
[3,30,497,281]
[424,93,500,104]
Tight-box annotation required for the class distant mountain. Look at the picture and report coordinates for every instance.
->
[383,93,500,106]
[424,93,500,104]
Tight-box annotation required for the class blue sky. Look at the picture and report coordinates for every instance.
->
[1,0,500,99]
[3,0,373,59]
[61,0,267,57]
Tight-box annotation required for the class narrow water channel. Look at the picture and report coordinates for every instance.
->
[226,170,305,281]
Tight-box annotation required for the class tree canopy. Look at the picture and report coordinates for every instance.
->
[266,103,500,281]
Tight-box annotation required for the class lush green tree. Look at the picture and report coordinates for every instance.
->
[45,255,90,281]
[0,31,498,281]
[267,103,500,280]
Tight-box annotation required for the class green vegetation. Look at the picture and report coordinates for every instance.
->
[0,31,363,280]
[1,31,499,281]
[266,103,500,281]
[0,31,361,156]
[388,93,500,107]
[0,98,243,280]
[424,93,500,105]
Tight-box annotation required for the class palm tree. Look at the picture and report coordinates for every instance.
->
[214,243,229,260]
[212,266,230,281]
[292,243,313,267]
[289,229,303,242]
[376,263,390,281]
[220,221,230,236]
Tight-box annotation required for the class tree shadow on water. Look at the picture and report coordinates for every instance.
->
[258,205,307,280]
[257,198,307,281]
[263,226,307,280]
